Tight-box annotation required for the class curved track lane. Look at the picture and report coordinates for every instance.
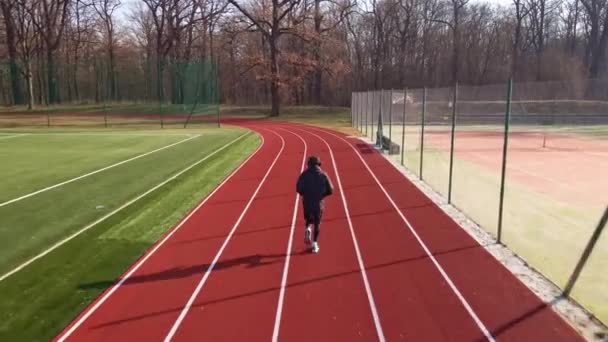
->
[54,121,583,342]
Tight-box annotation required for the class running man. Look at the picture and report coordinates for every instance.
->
[296,156,334,253]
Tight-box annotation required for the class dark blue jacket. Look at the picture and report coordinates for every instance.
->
[296,166,334,212]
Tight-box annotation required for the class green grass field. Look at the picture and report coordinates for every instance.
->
[0,127,260,341]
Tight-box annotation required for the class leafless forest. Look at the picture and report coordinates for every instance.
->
[0,0,606,115]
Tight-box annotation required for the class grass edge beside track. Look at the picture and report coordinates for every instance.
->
[0,131,260,342]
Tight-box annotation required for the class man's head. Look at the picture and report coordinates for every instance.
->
[307,155,321,168]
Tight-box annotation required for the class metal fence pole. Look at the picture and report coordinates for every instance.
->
[497,79,513,243]
[355,92,358,129]
[401,88,407,165]
[366,91,370,137]
[103,79,108,128]
[363,91,367,133]
[447,82,458,204]
[216,61,221,128]
[563,206,608,296]
[389,89,393,144]
[352,92,355,128]
[352,92,363,129]
[358,92,362,131]
[420,87,426,179]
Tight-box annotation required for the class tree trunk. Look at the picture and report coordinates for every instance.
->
[47,50,58,104]
[312,0,322,105]
[25,59,34,110]
[0,2,24,105]
[452,3,460,84]
[589,23,608,77]
[269,38,280,117]
[109,44,117,101]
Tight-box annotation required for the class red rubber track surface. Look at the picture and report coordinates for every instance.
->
[54,121,583,342]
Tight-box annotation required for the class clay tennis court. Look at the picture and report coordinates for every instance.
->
[423,129,608,206]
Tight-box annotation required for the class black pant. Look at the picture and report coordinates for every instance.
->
[304,206,322,242]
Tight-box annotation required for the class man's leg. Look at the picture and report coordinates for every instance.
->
[313,208,323,242]
[311,208,322,253]
[304,209,312,245]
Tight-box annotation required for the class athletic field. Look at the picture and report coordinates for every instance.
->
[0,115,600,341]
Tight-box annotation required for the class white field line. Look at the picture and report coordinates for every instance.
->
[5,132,197,136]
[163,129,285,342]
[307,126,495,342]
[0,133,30,140]
[0,132,250,284]
[295,128,386,342]
[0,135,200,208]
[271,128,307,342]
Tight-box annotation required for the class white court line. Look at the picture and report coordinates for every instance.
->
[1,132,251,285]
[163,129,285,342]
[55,131,259,341]
[310,126,495,342]
[0,133,30,140]
[0,135,200,208]
[294,127,386,342]
[271,128,307,342]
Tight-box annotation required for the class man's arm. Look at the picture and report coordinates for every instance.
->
[323,173,334,197]
[296,174,305,195]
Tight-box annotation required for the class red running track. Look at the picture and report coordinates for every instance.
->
[54,121,583,342]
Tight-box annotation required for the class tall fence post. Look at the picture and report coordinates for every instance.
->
[216,61,221,128]
[401,87,407,166]
[357,92,360,131]
[497,79,513,243]
[420,87,426,179]
[447,82,458,204]
[563,206,608,296]
[103,80,108,128]
[388,89,393,144]
[355,92,359,130]
[376,90,382,146]
[362,91,366,132]
[366,91,370,137]
[356,92,359,130]
[350,92,355,127]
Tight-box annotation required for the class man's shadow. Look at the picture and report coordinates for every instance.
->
[79,250,311,290]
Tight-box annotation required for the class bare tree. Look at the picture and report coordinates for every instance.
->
[512,0,529,78]
[30,0,71,103]
[91,0,121,99]
[311,0,354,104]
[12,0,40,109]
[0,0,25,104]
[228,0,305,116]
[579,0,608,77]
[424,0,469,83]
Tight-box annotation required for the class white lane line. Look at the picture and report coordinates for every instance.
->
[309,126,495,342]
[55,131,259,341]
[0,135,200,208]
[271,128,307,342]
[0,133,30,140]
[163,129,286,342]
[294,127,386,342]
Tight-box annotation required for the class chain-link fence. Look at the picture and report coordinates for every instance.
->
[0,57,220,128]
[351,79,608,324]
